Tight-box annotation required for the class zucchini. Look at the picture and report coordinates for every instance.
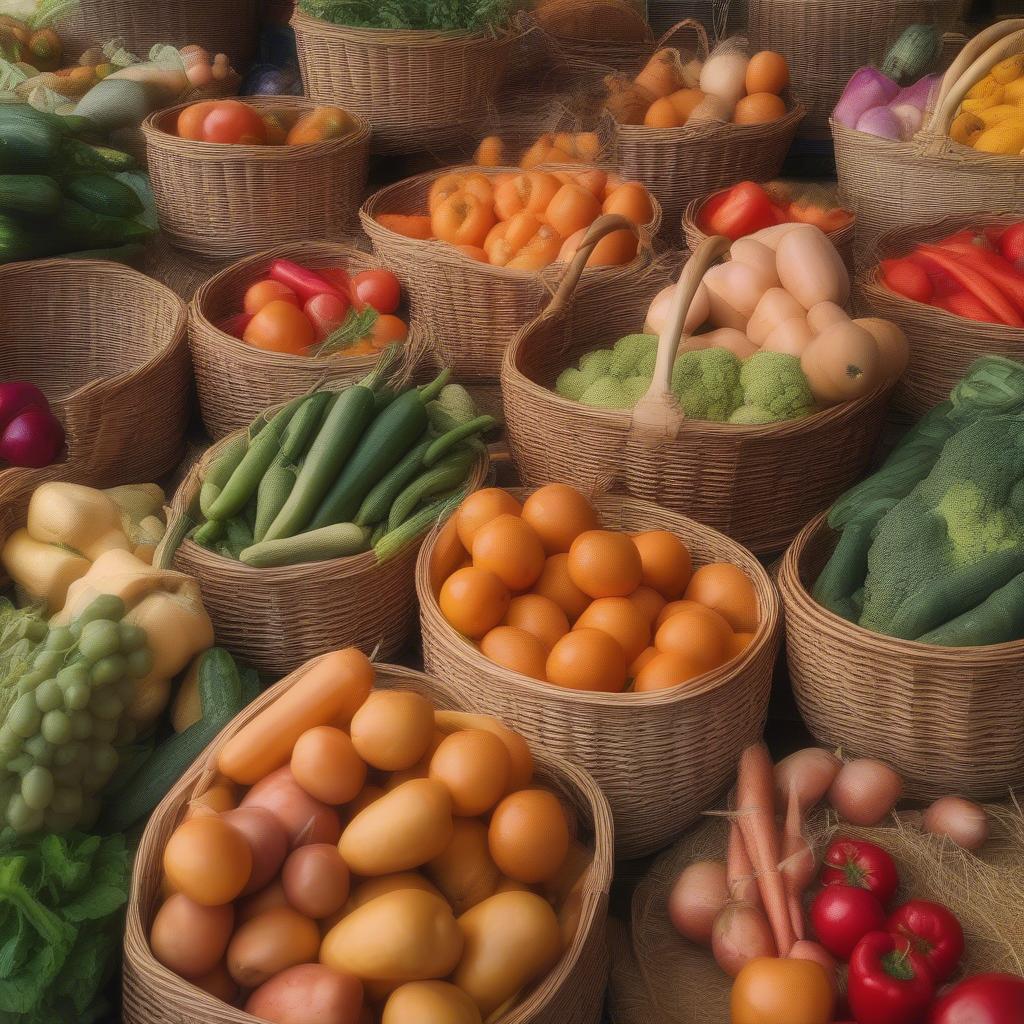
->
[254,459,298,543]
[387,449,475,531]
[200,434,249,518]
[57,197,152,249]
[63,172,142,218]
[0,107,61,169]
[0,211,42,263]
[57,137,135,173]
[239,522,371,567]
[354,432,432,526]
[423,414,496,467]
[374,484,470,563]
[0,174,62,216]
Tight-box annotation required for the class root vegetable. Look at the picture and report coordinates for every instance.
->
[668,860,729,945]
[779,782,814,940]
[773,748,841,812]
[922,796,989,850]
[712,901,776,977]
[828,758,903,825]
[727,820,761,909]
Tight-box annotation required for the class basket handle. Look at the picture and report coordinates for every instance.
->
[630,233,731,440]
[655,17,710,61]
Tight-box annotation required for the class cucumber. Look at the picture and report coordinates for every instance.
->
[0,210,42,262]
[239,523,371,567]
[354,432,432,526]
[57,137,135,173]
[387,449,475,531]
[0,107,61,169]
[0,174,62,216]
[254,459,297,542]
[374,484,470,563]
[57,197,151,249]
[63,172,142,218]
[200,434,249,518]
[423,415,496,467]
[191,519,225,549]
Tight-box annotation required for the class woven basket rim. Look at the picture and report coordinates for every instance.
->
[291,8,520,44]
[780,509,1024,659]
[142,96,371,160]
[417,489,782,708]
[613,101,807,142]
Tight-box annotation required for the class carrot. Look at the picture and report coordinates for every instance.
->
[913,247,1024,327]
[727,819,761,908]
[735,742,796,955]
[217,648,373,785]
[779,781,815,941]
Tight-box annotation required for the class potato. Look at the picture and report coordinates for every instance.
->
[339,779,453,875]
[349,872,444,910]
[150,894,233,979]
[426,819,501,915]
[244,963,364,1024]
[321,889,463,982]
[383,981,482,1024]
[453,891,562,1016]
[227,907,320,988]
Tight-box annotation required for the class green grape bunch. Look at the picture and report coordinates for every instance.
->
[0,594,153,835]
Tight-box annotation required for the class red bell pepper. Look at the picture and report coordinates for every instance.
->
[699,181,779,240]
[919,242,1024,315]
[997,222,1024,266]
[268,258,346,302]
[821,839,900,907]
[217,312,253,338]
[849,932,935,1024]
[928,972,1024,1024]
[935,291,1001,323]
[317,265,354,298]
[888,899,964,983]
[912,248,1024,327]
[880,258,933,304]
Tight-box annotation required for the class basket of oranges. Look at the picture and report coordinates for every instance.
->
[360,169,662,382]
[143,96,370,258]
[416,483,780,859]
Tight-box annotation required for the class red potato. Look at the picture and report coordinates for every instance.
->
[244,963,364,1024]
[241,766,342,847]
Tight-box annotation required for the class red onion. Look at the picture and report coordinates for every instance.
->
[0,406,64,468]
[0,381,48,430]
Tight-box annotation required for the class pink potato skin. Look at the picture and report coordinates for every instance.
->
[244,963,363,1024]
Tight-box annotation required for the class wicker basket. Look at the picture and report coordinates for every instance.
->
[292,10,519,155]
[122,660,614,1024]
[608,20,805,235]
[747,0,964,141]
[832,19,1024,264]
[56,0,260,68]
[158,430,490,678]
[0,259,189,528]
[142,97,370,259]
[855,213,1024,418]
[189,241,429,439]
[362,180,661,383]
[780,511,1024,800]
[502,234,892,556]
[682,182,856,268]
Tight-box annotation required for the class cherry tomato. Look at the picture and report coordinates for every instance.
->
[888,900,964,984]
[244,280,299,316]
[368,314,408,348]
[176,100,218,141]
[928,972,1024,1024]
[351,269,402,314]
[880,258,933,304]
[304,292,350,341]
[821,839,899,907]
[700,182,779,240]
[810,884,887,960]
[200,101,267,145]
[243,301,315,355]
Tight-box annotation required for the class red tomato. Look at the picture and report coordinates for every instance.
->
[244,279,299,315]
[848,931,935,1024]
[880,258,933,304]
[304,292,350,341]
[243,300,315,355]
[176,100,217,140]
[928,973,1024,1024]
[998,222,1024,267]
[810,884,887,960]
[888,900,964,984]
[700,182,778,240]
[368,314,408,348]
[200,101,267,144]
[821,839,899,907]
[351,269,401,314]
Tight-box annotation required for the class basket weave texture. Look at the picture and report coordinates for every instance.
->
[189,241,428,439]
[832,19,1024,263]
[856,213,1024,418]
[780,511,1024,800]
[142,96,370,259]
[291,10,518,155]
[122,660,613,1024]
[362,181,661,383]
[501,235,891,556]
[159,432,490,678]
[0,259,189,538]
[417,491,780,859]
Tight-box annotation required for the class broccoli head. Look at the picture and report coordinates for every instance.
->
[739,351,816,422]
[611,334,658,379]
[670,347,743,422]
[729,404,781,425]
[579,376,634,409]
[579,349,613,383]
[555,367,590,401]
[935,479,1024,566]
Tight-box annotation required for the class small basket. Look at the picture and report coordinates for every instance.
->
[417,490,780,859]
[856,213,1024,418]
[608,21,805,233]
[502,234,892,556]
[291,10,519,155]
[0,259,189,532]
[189,241,429,439]
[832,19,1024,263]
[780,511,1024,800]
[142,96,370,259]
[362,178,662,383]
[158,432,490,678]
[122,660,614,1024]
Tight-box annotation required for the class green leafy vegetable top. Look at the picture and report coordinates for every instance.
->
[298,0,519,31]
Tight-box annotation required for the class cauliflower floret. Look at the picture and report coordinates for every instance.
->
[610,333,658,379]
[670,348,743,422]
[739,351,816,421]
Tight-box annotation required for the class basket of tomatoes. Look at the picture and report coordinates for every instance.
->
[361,168,661,382]
[189,243,421,438]
[142,97,370,258]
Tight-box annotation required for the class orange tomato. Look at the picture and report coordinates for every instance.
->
[634,651,706,692]
[176,100,217,140]
[285,105,356,145]
[480,626,549,680]
[431,190,496,248]
[545,183,602,238]
[455,488,523,550]
[567,530,643,598]
[243,279,299,315]
[532,553,591,623]
[653,604,732,671]
[684,563,759,632]
[368,314,408,348]
[504,593,570,651]
[730,957,834,1024]
[439,566,511,639]
[243,300,315,355]
[377,213,434,240]
[521,483,600,554]
[569,169,608,198]
[629,646,659,678]
[632,530,693,599]
[628,585,666,625]
[603,182,655,226]
[733,92,787,125]
[494,171,561,220]
[429,172,493,214]
[545,628,627,692]
[574,597,650,663]
[199,101,268,144]
[472,513,545,591]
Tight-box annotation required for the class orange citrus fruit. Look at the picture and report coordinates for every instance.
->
[684,563,759,632]
[545,629,626,692]
[439,566,511,639]
[521,484,600,554]
[632,530,693,600]
[567,530,643,598]
[480,626,548,680]
[574,597,650,663]
[471,514,545,591]
[455,488,522,550]
[504,593,570,651]
[634,652,706,692]
[654,604,732,671]
[531,554,591,622]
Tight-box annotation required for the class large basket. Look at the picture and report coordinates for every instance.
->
[291,10,518,155]
[502,234,892,556]
[189,241,428,439]
[856,213,1024,418]
[747,0,964,141]
[158,431,490,677]
[363,182,661,383]
[832,19,1024,263]
[142,96,370,259]
[417,491,780,859]
[123,660,614,1024]
[0,259,189,530]
[780,511,1024,800]
[609,20,805,234]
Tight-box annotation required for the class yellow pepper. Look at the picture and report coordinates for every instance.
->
[990,54,1024,85]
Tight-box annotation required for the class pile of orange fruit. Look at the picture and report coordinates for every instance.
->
[472,131,603,170]
[375,168,656,270]
[430,484,759,694]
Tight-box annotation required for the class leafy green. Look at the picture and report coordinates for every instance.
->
[0,831,130,1024]
[297,0,518,32]
[313,306,378,356]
